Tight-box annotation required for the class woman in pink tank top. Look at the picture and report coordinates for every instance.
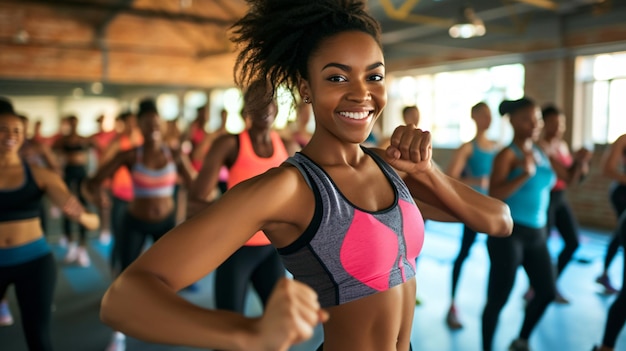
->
[533,105,591,303]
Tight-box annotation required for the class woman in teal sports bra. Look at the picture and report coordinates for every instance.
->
[446,101,499,330]
[482,97,556,351]
[99,2,513,351]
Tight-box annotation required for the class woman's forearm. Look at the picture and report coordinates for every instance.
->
[489,173,530,201]
[410,166,512,237]
[101,271,256,351]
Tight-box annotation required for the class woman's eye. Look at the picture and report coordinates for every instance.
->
[328,76,347,82]
[369,74,384,82]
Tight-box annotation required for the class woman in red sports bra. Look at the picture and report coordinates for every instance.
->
[100,2,512,350]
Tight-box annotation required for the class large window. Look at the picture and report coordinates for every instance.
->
[386,64,525,148]
[578,52,626,144]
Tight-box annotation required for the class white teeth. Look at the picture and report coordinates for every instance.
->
[339,111,371,120]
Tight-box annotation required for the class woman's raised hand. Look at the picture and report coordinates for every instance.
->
[385,125,433,175]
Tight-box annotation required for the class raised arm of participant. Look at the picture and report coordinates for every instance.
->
[31,166,99,230]
[445,142,484,188]
[101,167,327,350]
[83,149,133,207]
[99,137,121,166]
[488,147,534,202]
[186,134,237,217]
[172,146,197,189]
[543,141,588,186]
[190,130,221,161]
[38,142,61,174]
[602,134,626,184]
[379,126,512,237]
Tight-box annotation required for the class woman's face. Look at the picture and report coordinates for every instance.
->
[511,105,540,140]
[542,113,565,138]
[245,100,278,130]
[299,30,386,144]
[0,114,25,154]
[139,112,163,142]
[473,105,492,132]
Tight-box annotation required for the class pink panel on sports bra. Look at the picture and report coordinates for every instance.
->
[398,199,425,268]
[340,210,399,291]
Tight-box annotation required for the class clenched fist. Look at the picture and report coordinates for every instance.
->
[385,125,433,174]
[249,278,328,351]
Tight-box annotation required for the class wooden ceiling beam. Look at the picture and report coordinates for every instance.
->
[0,0,236,26]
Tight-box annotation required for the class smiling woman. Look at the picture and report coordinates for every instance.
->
[0,97,99,351]
[99,1,512,351]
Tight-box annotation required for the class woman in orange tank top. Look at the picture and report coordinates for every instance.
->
[188,80,295,322]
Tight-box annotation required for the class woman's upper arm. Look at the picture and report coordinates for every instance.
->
[91,150,133,185]
[127,167,306,291]
[191,135,236,201]
[100,140,120,165]
[31,167,73,208]
[446,143,471,179]
[489,150,512,188]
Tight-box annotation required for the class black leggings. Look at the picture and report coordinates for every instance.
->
[482,224,556,351]
[547,190,580,277]
[604,184,626,271]
[451,225,478,299]
[215,245,284,313]
[0,253,56,351]
[601,209,626,347]
[119,212,175,272]
[109,196,129,273]
[62,165,88,243]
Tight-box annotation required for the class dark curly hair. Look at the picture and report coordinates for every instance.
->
[137,98,158,118]
[499,97,535,117]
[541,104,560,120]
[231,0,381,100]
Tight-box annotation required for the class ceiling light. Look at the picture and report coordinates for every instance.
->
[449,6,486,39]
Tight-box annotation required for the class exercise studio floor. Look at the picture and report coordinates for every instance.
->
[1,221,624,351]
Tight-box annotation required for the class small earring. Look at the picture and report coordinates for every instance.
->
[303,97,311,104]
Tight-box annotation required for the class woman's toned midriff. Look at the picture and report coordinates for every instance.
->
[0,218,43,248]
[321,279,416,351]
[127,197,175,222]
